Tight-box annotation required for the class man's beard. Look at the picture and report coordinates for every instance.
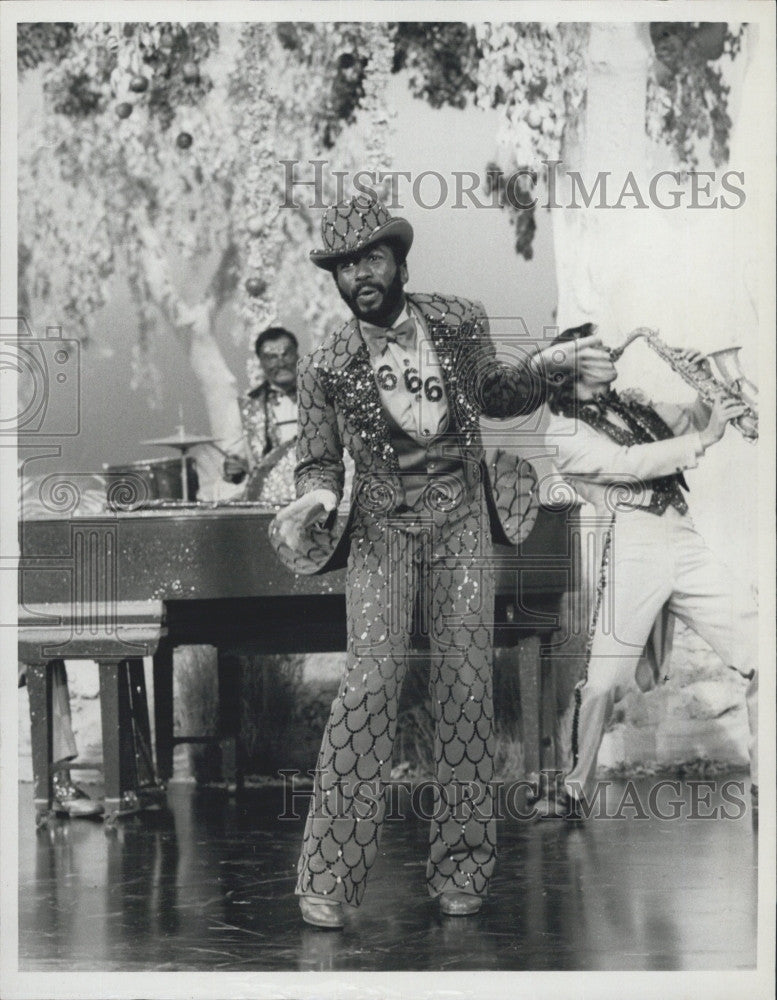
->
[337,268,405,326]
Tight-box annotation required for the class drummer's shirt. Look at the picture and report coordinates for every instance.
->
[267,387,298,446]
[360,303,449,444]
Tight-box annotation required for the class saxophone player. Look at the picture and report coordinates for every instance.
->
[536,323,758,818]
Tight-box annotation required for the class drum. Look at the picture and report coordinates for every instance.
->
[102,456,199,506]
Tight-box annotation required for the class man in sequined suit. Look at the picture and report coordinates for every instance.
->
[537,323,758,820]
[274,197,610,927]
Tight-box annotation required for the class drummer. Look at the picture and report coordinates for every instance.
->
[222,327,300,499]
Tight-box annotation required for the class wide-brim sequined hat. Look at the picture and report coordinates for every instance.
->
[310,195,414,271]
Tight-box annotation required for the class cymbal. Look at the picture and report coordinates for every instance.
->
[141,433,216,449]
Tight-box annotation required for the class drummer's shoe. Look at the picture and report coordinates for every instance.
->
[439,892,483,916]
[299,895,344,929]
[53,772,104,819]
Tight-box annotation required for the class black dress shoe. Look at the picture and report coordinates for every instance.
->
[439,892,483,916]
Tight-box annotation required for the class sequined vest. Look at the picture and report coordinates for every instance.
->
[382,407,468,513]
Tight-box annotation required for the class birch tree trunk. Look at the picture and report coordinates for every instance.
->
[138,224,244,499]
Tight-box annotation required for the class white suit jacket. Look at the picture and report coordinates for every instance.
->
[544,391,711,691]
[544,392,711,516]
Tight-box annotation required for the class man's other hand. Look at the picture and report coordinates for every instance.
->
[275,489,338,549]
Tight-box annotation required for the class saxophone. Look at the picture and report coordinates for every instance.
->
[609,327,758,441]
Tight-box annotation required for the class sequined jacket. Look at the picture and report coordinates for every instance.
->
[294,292,547,545]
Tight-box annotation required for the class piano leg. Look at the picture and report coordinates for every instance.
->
[539,634,558,771]
[127,659,166,806]
[99,660,145,826]
[152,640,175,782]
[217,651,243,792]
[26,660,54,828]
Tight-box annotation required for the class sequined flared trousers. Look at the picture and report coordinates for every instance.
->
[295,490,497,907]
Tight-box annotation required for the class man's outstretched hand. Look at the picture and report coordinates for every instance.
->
[274,489,338,550]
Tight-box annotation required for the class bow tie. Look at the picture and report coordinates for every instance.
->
[363,316,417,355]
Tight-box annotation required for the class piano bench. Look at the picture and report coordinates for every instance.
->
[19,601,166,827]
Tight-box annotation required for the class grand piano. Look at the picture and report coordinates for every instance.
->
[19,501,577,825]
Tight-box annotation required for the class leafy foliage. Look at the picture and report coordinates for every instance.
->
[475,24,590,260]
[18,21,396,411]
[271,22,373,149]
[17,22,76,70]
[33,23,217,125]
[392,22,480,109]
[18,18,746,373]
[18,22,231,380]
[391,21,744,253]
[484,163,537,261]
[647,22,744,168]
[137,23,217,130]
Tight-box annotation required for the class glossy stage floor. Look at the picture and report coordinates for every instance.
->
[19,775,757,972]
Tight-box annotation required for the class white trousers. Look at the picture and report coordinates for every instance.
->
[565,507,758,799]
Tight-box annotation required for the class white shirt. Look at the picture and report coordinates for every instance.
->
[360,303,449,445]
[269,388,298,446]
